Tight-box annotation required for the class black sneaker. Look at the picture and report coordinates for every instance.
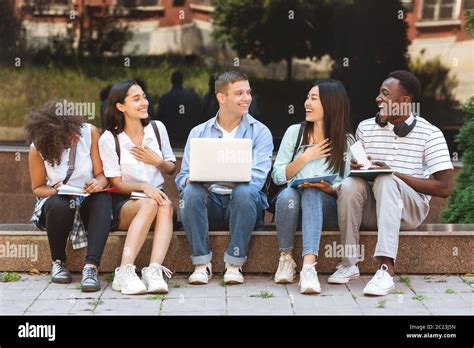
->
[81,266,100,292]
[51,260,72,284]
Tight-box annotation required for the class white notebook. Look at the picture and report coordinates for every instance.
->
[57,184,90,197]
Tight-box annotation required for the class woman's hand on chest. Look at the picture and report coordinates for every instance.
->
[130,145,163,167]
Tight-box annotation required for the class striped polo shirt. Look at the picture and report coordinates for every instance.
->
[355,115,453,202]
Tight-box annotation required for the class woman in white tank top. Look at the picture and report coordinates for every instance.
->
[99,80,176,295]
[25,101,112,292]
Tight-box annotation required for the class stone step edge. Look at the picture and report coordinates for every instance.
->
[1,230,473,236]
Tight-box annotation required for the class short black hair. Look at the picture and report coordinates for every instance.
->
[171,71,183,87]
[388,70,421,101]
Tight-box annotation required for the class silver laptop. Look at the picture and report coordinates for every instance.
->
[189,138,252,182]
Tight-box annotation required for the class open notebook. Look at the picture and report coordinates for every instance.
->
[349,169,394,181]
[57,185,118,197]
[290,174,337,189]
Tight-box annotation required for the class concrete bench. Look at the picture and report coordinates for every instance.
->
[0,147,461,225]
[0,223,472,274]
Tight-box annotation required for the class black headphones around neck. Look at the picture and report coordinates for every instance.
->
[375,112,417,137]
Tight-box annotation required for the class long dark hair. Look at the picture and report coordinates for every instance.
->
[104,80,150,135]
[302,79,353,176]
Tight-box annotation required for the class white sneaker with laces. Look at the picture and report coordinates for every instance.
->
[363,264,395,296]
[328,263,360,284]
[299,263,321,294]
[142,263,173,294]
[188,263,212,285]
[274,253,297,284]
[112,264,147,295]
[224,263,244,284]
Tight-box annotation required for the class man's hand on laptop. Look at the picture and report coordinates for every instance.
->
[220,183,236,188]
[350,155,372,170]
[371,161,391,170]
[131,145,163,167]
[141,183,170,206]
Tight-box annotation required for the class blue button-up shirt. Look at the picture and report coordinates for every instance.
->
[175,113,274,208]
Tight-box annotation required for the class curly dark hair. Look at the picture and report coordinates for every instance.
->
[24,101,84,166]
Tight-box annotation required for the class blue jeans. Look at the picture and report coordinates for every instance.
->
[179,183,264,266]
[275,187,337,257]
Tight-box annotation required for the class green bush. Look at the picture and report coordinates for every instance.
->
[441,10,474,223]
[442,97,474,223]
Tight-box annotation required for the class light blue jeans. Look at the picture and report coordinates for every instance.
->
[275,187,338,257]
[179,182,264,266]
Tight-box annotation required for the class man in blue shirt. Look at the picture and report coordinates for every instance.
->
[176,71,273,285]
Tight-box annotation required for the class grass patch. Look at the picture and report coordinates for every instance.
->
[0,57,211,130]
[88,299,104,306]
[412,294,429,301]
[168,282,187,289]
[393,290,405,294]
[461,277,474,286]
[398,275,411,288]
[0,272,22,282]
[104,273,114,283]
[74,284,81,290]
[445,288,456,294]
[376,300,386,308]
[219,277,229,287]
[250,291,274,299]
[146,295,167,301]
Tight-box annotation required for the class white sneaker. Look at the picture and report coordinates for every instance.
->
[142,263,173,294]
[299,263,321,294]
[224,263,244,284]
[188,263,212,285]
[274,253,297,284]
[112,264,147,295]
[363,264,395,296]
[328,263,360,284]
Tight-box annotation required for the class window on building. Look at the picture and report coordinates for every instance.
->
[421,0,460,21]
[173,0,186,7]
[465,0,474,10]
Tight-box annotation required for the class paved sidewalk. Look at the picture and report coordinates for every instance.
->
[0,273,472,315]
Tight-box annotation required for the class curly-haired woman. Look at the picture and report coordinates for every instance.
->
[25,101,112,292]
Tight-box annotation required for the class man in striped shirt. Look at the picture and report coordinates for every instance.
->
[328,70,454,296]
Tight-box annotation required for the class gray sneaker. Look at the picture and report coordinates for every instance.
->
[81,266,100,292]
[51,260,72,284]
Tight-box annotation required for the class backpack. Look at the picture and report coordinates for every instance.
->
[263,121,305,216]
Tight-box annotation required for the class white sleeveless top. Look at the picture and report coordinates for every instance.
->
[31,123,94,188]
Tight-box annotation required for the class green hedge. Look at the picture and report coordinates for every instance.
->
[442,97,474,223]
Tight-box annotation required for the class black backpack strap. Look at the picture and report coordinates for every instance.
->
[63,142,78,185]
[291,122,305,161]
[114,122,162,165]
[151,121,163,150]
[113,133,121,164]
